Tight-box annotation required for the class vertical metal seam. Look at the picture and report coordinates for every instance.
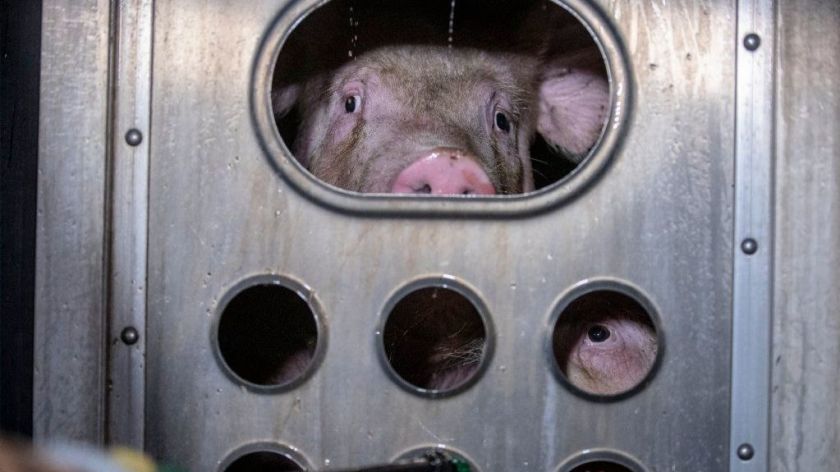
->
[102,0,119,444]
[107,0,154,448]
[141,0,155,451]
[102,0,118,444]
[731,0,775,470]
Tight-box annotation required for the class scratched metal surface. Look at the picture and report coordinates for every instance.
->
[144,0,734,470]
[34,0,111,444]
[771,1,840,470]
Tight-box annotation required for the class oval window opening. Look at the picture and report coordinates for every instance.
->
[215,281,322,390]
[272,0,612,196]
[551,288,660,398]
[380,284,491,396]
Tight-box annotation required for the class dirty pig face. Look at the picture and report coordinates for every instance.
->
[274,45,610,195]
[295,47,535,194]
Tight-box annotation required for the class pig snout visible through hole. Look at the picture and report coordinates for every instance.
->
[390,148,496,195]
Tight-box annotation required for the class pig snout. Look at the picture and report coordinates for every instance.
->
[390,148,497,195]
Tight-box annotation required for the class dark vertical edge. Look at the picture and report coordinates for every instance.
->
[0,0,43,438]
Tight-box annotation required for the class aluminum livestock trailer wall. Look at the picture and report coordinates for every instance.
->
[29,0,839,470]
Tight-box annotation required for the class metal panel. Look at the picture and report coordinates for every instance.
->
[34,0,112,443]
[771,1,840,470]
[145,1,735,470]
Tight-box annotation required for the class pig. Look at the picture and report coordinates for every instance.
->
[552,292,658,396]
[272,44,610,194]
[243,286,657,398]
[384,288,658,396]
[382,288,657,394]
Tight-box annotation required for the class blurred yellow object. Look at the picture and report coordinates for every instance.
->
[110,447,157,472]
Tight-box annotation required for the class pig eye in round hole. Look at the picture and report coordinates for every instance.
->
[344,95,361,113]
[550,286,661,398]
[494,111,511,133]
[587,324,610,342]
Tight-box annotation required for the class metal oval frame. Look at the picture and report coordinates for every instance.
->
[555,448,648,472]
[216,440,313,472]
[250,0,634,218]
[210,273,328,394]
[375,275,496,399]
[544,277,665,403]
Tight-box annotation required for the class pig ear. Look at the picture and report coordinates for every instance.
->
[271,83,301,118]
[537,49,610,163]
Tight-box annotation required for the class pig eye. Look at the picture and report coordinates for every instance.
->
[344,95,362,114]
[587,324,611,343]
[494,111,511,133]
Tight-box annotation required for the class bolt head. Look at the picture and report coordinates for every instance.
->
[737,443,755,461]
[125,129,143,147]
[120,327,139,345]
[741,238,759,255]
[744,33,761,51]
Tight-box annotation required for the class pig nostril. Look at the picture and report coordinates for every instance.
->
[391,152,496,195]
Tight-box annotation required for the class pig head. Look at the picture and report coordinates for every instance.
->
[273,45,609,195]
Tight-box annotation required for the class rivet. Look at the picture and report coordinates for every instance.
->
[741,238,759,255]
[120,326,139,345]
[125,129,143,147]
[743,33,761,51]
[737,443,755,461]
